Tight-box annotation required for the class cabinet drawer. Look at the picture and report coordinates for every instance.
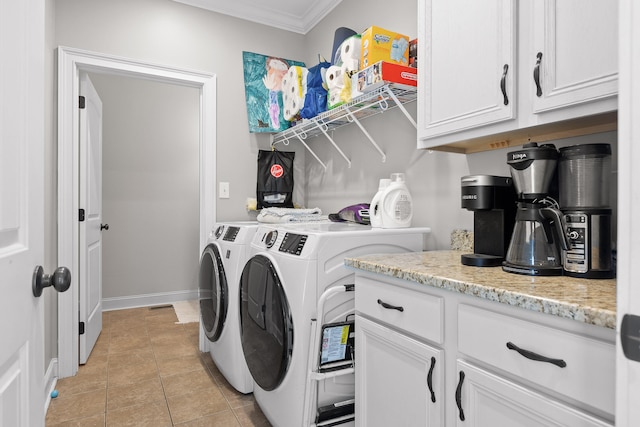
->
[458,304,615,416]
[355,276,443,344]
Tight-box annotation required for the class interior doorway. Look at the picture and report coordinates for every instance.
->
[57,46,216,378]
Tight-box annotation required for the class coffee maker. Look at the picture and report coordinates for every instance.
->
[503,143,568,276]
[559,143,614,279]
[460,175,516,267]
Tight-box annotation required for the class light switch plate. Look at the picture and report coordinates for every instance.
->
[219,182,229,199]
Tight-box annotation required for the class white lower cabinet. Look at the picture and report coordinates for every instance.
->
[454,361,611,427]
[355,316,444,427]
[354,274,615,426]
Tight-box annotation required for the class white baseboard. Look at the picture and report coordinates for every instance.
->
[44,358,58,414]
[102,290,199,312]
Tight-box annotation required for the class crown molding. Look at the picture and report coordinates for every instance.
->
[173,0,342,34]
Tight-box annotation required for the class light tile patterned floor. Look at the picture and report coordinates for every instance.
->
[45,306,272,426]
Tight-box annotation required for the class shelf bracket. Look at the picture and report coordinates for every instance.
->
[384,85,417,129]
[291,128,327,171]
[312,118,352,168]
[344,107,387,162]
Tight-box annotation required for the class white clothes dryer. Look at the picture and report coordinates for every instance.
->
[239,222,430,427]
[199,221,258,394]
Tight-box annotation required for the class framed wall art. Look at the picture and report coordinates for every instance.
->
[242,51,305,133]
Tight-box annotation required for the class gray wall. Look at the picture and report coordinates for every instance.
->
[46,0,618,368]
[88,73,200,299]
[302,0,471,249]
[301,0,618,249]
[44,0,57,369]
[54,0,308,223]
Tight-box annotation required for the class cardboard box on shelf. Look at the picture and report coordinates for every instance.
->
[352,61,417,98]
[409,39,417,68]
[360,26,410,69]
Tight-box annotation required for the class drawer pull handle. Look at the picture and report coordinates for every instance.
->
[506,341,567,368]
[534,52,543,97]
[377,299,404,312]
[455,370,465,421]
[427,356,436,403]
[500,63,509,105]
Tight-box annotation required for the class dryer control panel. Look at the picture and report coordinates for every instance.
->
[279,233,308,256]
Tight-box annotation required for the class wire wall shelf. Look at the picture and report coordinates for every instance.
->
[270,84,417,170]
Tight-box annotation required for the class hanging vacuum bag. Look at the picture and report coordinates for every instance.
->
[256,150,295,209]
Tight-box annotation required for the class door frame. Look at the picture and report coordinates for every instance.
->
[57,46,216,378]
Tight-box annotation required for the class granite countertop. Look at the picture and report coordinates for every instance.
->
[345,250,617,329]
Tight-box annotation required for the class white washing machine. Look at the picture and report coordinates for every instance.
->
[199,221,258,394]
[239,222,430,427]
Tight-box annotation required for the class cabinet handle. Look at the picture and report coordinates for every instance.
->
[455,370,466,421]
[377,299,404,312]
[427,356,436,403]
[534,52,543,97]
[500,64,509,105]
[506,341,567,368]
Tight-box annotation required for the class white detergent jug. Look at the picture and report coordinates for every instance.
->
[380,173,413,228]
[369,178,390,228]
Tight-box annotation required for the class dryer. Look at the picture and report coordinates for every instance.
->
[239,222,430,427]
[199,221,258,394]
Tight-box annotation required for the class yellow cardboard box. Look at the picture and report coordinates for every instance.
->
[360,26,410,69]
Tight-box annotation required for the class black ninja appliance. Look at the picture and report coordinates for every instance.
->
[460,175,517,267]
[559,143,615,279]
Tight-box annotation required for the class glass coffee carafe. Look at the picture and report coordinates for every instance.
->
[503,201,566,276]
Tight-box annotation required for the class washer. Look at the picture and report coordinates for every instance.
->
[199,221,258,394]
[239,222,430,427]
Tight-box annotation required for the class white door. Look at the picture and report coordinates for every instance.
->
[0,0,46,425]
[456,361,611,426]
[78,73,103,364]
[356,316,443,427]
[530,0,618,114]
[616,0,640,424]
[418,0,516,142]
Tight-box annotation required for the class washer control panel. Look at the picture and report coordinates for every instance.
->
[279,233,308,256]
[264,230,278,248]
[223,226,240,242]
[214,225,225,239]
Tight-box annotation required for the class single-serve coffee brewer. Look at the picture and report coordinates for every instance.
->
[559,144,614,279]
[460,175,516,267]
[503,143,568,276]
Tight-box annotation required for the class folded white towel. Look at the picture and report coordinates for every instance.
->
[257,207,327,223]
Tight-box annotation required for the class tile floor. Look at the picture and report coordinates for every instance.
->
[45,305,272,426]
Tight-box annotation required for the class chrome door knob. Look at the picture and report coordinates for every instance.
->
[32,266,71,297]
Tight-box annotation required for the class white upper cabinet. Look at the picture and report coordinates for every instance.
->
[530,0,618,116]
[418,0,618,153]
[418,0,516,139]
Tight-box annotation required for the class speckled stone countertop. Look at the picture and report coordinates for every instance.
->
[345,251,616,329]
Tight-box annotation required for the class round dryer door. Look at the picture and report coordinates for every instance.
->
[239,254,293,391]
[199,244,228,342]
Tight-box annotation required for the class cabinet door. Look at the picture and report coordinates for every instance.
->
[531,0,617,114]
[418,0,516,144]
[355,316,443,427]
[455,361,612,427]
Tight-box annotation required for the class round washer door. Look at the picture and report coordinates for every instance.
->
[199,243,228,342]
[239,254,293,391]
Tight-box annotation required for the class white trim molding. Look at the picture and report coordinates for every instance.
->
[101,290,200,312]
[43,358,57,415]
[57,46,216,378]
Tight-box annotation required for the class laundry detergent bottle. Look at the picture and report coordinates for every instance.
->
[380,173,413,228]
[369,178,390,228]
